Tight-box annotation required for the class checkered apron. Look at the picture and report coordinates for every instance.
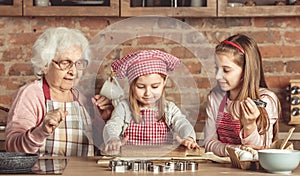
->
[216,95,241,144]
[123,109,173,145]
[33,157,67,174]
[39,79,94,156]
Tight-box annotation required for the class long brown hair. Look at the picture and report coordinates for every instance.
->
[215,34,280,144]
[129,74,167,123]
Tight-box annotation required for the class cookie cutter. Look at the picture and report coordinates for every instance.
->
[113,165,126,173]
[159,165,171,173]
[175,161,187,171]
[253,99,267,108]
[109,159,199,173]
[149,165,160,173]
[186,162,198,171]
[166,161,176,171]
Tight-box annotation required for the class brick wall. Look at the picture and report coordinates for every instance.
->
[0,16,300,124]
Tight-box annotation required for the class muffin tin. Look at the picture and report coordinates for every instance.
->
[109,159,198,173]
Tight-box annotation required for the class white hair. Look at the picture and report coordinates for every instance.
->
[31,27,90,78]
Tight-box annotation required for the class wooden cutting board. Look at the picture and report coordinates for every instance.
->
[119,145,204,157]
[97,148,231,165]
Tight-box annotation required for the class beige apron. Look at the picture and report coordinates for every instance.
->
[39,79,94,156]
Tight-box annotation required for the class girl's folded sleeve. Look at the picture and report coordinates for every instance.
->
[103,101,128,144]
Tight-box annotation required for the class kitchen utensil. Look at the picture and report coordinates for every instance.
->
[227,2,244,7]
[100,72,124,101]
[280,127,295,150]
[34,0,50,6]
[70,0,104,5]
[191,0,205,7]
[253,99,267,108]
[0,152,39,174]
[258,149,300,174]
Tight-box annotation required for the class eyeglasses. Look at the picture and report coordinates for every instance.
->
[52,59,88,70]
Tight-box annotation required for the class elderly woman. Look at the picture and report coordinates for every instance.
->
[5,27,112,156]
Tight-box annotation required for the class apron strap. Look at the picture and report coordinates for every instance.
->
[42,78,51,100]
[218,95,227,113]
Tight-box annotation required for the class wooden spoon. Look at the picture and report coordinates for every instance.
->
[280,127,295,150]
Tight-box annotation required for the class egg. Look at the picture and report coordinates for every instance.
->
[253,150,259,160]
[239,150,253,161]
[234,148,243,155]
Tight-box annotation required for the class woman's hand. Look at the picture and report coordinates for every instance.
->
[176,136,200,150]
[92,95,114,122]
[42,108,68,134]
[240,97,260,137]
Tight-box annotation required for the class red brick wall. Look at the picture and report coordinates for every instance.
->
[0,16,299,124]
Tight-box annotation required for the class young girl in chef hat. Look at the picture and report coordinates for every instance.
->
[102,50,199,153]
[204,34,281,157]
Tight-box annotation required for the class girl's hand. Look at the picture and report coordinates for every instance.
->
[240,97,260,125]
[240,97,260,137]
[176,136,200,150]
[242,144,265,150]
[104,136,129,153]
[92,95,114,122]
[42,108,68,134]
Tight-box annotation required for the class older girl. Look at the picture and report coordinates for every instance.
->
[204,34,281,156]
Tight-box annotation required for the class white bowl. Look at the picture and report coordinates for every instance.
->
[258,149,300,174]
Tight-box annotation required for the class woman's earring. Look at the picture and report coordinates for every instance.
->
[42,64,49,74]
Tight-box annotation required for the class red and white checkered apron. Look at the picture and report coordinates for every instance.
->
[123,109,173,145]
[39,79,94,156]
[216,95,241,144]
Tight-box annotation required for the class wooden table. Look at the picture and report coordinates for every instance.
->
[7,156,299,176]
[1,146,299,175]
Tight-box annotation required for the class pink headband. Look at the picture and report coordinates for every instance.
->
[221,40,245,54]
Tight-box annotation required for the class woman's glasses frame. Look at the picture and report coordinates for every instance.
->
[52,59,88,70]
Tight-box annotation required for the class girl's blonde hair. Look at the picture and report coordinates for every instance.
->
[129,74,167,123]
[215,34,280,145]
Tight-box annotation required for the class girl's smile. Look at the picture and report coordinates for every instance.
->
[215,52,243,99]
